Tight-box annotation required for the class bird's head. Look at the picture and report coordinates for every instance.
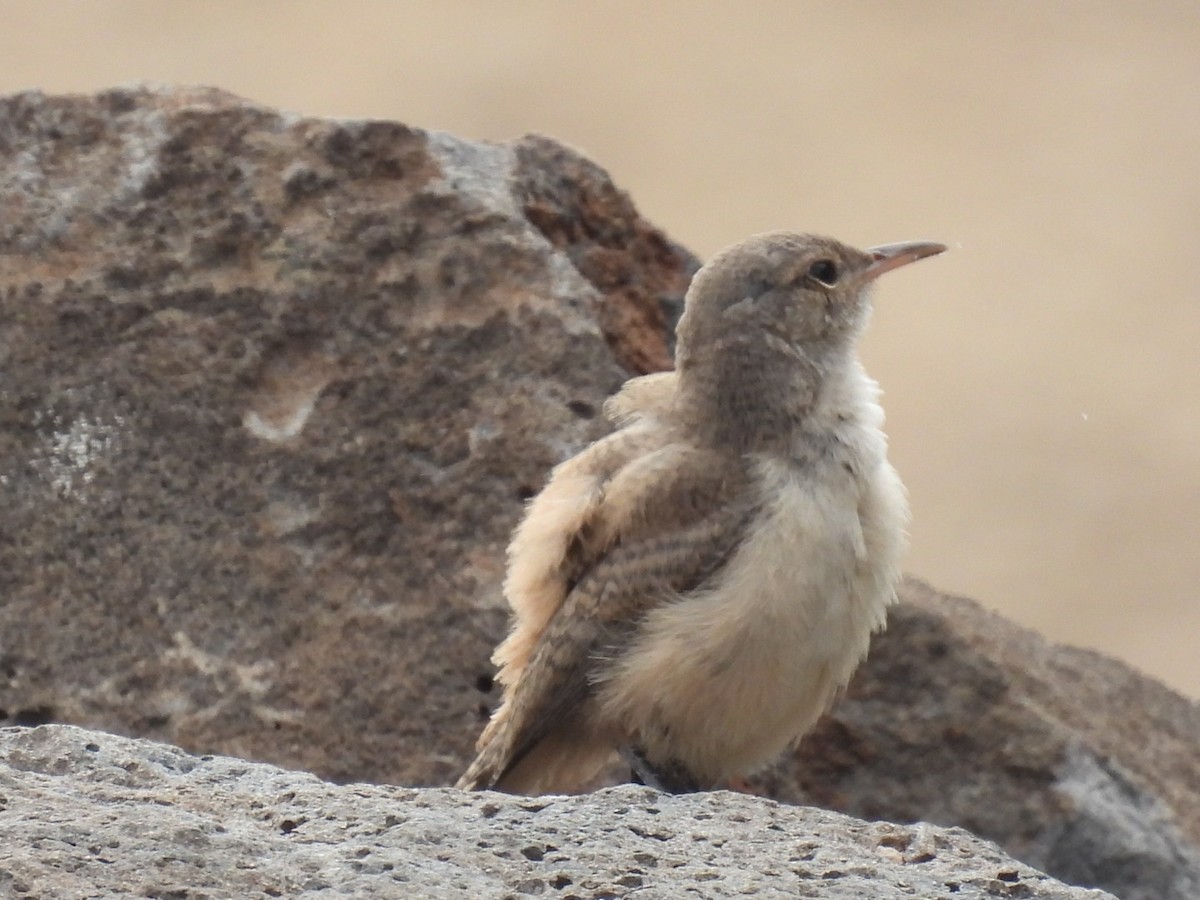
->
[675,232,946,371]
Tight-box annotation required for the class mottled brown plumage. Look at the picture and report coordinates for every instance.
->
[457,232,945,794]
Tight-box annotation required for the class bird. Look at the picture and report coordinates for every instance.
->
[456,231,946,794]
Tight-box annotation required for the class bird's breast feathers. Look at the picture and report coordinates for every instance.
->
[595,447,907,784]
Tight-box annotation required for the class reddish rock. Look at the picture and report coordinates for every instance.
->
[0,724,1117,899]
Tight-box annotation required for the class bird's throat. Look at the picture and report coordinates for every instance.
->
[677,338,829,454]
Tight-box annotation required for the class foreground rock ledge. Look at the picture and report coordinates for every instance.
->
[1,726,1113,899]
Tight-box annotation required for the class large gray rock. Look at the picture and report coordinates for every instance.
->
[0,725,1116,899]
[1,86,1197,899]
[0,85,692,789]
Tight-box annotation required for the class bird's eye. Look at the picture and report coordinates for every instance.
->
[807,259,839,287]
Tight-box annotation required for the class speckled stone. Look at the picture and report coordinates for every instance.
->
[0,725,1117,899]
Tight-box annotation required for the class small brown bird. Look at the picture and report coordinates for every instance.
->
[457,231,945,794]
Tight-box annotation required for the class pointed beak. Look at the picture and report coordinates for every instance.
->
[860,240,947,285]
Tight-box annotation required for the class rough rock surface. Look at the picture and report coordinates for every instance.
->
[1,87,1198,900]
[0,85,692,790]
[0,725,1116,899]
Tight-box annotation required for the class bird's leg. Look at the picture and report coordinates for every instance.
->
[620,746,703,794]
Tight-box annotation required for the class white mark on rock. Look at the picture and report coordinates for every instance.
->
[262,495,321,538]
[426,131,520,216]
[244,397,319,442]
[116,107,170,201]
[243,347,336,443]
[32,401,125,500]
[159,628,301,727]
[467,420,500,456]
[1054,744,1200,880]
[166,630,274,697]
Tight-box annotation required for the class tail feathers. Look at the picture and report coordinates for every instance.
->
[455,746,506,791]
[456,731,615,795]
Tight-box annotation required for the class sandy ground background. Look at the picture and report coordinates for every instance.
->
[3,2,1197,698]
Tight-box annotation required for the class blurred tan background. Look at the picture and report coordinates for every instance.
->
[4,1,1197,697]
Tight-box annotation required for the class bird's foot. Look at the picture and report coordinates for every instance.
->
[725,775,766,795]
[620,746,703,794]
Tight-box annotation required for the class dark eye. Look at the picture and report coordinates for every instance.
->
[807,259,839,287]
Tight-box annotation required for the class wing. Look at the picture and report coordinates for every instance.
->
[457,442,755,792]
[602,371,677,426]
[487,421,667,702]
[491,369,681,697]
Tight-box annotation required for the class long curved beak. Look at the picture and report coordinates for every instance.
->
[861,240,947,284]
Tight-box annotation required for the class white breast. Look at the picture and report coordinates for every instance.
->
[597,447,907,785]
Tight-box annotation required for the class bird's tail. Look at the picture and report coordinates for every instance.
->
[456,730,615,794]
[455,746,505,791]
